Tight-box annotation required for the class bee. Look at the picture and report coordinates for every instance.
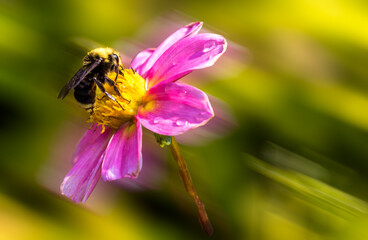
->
[58,47,123,113]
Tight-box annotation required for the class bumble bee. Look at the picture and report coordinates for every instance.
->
[58,47,122,113]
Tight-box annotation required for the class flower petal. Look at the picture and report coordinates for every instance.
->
[130,48,155,74]
[101,118,142,181]
[72,124,110,164]
[61,126,111,203]
[137,82,214,135]
[137,22,203,77]
[146,33,227,89]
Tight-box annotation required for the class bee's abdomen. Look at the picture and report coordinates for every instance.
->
[78,103,95,114]
[74,77,96,106]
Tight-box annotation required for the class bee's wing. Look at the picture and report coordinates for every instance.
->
[57,59,102,99]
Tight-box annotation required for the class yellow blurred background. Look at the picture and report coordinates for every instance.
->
[1,0,368,239]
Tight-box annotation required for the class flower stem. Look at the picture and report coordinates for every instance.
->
[170,137,213,236]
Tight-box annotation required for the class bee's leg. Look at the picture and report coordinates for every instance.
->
[105,76,131,104]
[114,64,120,81]
[105,76,122,97]
[118,65,124,75]
[97,95,108,101]
[94,78,115,100]
[130,67,136,74]
[86,105,94,115]
[94,77,124,110]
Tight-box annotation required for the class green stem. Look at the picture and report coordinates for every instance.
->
[170,137,213,236]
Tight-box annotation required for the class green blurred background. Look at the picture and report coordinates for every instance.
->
[1,0,368,239]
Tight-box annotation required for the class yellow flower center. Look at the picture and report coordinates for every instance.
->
[88,69,146,131]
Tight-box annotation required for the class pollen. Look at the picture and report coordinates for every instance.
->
[88,69,146,131]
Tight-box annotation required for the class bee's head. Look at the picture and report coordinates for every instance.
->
[84,48,122,70]
[109,51,121,69]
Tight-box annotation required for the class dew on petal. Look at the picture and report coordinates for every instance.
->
[165,62,178,72]
[152,117,163,125]
[203,40,217,53]
[105,169,117,181]
[178,90,188,97]
[175,119,188,127]
[201,111,209,116]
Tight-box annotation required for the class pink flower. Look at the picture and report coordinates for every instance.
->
[61,22,227,203]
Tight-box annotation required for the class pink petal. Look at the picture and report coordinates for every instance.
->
[137,82,214,135]
[146,33,227,89]
[72,124,111,164]
[137,22,203,77]
[130,48,155,74]
[60,126,111,203]
[101,118,142,181]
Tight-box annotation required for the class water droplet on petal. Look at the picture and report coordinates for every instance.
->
[200,111,210,117]
[152,117,163,124]
[203,40,217,53]
[175,119,188,127]
[194,115,204,122]
[178,90,188,97]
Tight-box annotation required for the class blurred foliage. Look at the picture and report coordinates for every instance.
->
[1,0,368,239]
